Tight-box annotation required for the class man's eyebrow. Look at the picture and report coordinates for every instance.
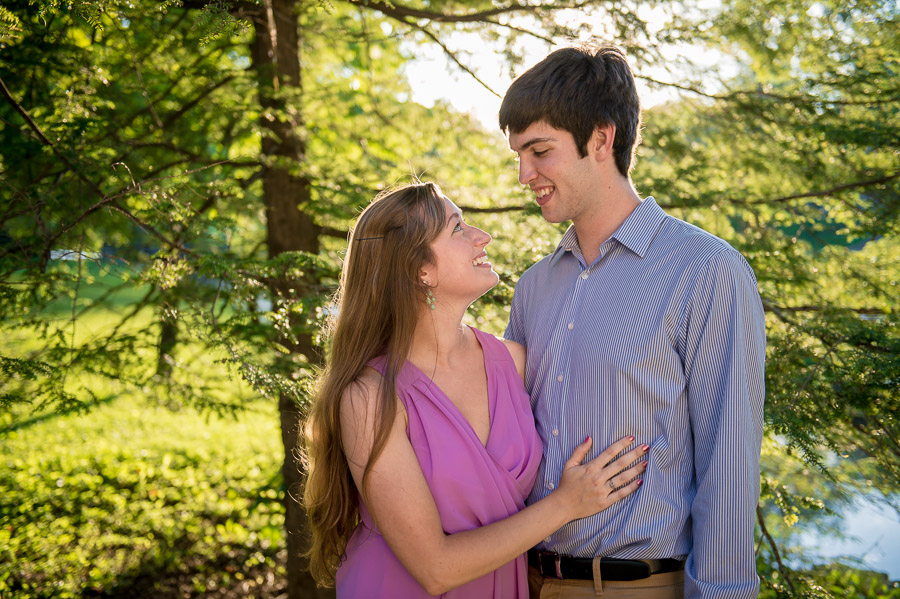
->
[517,137,555,151]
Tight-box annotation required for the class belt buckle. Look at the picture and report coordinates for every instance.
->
[539,550,563,579]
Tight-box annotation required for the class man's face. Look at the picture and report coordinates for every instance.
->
[508,120,598,225]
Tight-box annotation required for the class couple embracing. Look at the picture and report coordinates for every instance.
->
[303,44,766,599]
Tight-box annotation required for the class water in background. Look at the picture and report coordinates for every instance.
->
[797,494,900,580]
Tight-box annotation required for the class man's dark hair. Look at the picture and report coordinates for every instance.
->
[499,44,642,177]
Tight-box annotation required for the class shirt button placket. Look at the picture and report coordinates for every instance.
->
[544,270,590,502]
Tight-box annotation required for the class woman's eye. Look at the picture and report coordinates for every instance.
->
[453,223,463,232]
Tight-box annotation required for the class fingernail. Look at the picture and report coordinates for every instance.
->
[629,436,635,442]
[637,480,643,486]
[642,445,649,452]
[585,436,591,443]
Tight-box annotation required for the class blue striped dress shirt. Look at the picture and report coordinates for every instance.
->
[505,197,766,599]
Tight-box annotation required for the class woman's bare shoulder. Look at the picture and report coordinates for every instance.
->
[500,339,526,380]
[339,366,383,417]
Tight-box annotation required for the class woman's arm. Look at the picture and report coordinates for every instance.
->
[340,368,646,596]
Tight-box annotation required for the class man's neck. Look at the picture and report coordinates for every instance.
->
[574,179,641,265]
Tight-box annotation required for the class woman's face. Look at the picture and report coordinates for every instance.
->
[423,196,498,305]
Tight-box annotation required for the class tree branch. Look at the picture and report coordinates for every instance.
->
[397,16,501,98]
[637,75,900,107]
[757,506,796,594]
[464,172,900,214]
[739,172,900,206]
[483,17,555,44]
[345,0,589,23]
[761,303,888,316]
[857,417,900,462]
[87,42,238,148]
[42,161,238,254]
[106,200,195,255]
[180,0,264,18]
[319,225,349,240]
[161,75,236,129]
[0,73,105,199]
[119,20,164,129]
[135,9,192,66]
[97,284,160,352]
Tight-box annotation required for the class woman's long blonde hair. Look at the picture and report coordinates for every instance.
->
[302,181,447,585]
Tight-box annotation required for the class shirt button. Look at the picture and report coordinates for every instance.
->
[557,374,564,382]
[581,272,589,280]
[567,322,574,330]
[545,536,552,543]
[547,482,555,490]
[552,428,559,437]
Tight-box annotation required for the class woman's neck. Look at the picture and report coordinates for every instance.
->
[409,304,471,369]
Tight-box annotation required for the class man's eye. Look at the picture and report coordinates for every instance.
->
[534,149,549,157]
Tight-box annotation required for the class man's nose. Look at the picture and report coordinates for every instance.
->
[518,158,536,186]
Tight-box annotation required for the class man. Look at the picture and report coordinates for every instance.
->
[500,44,766,599]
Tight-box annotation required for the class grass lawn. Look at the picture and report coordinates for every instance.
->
[0,393,288,598]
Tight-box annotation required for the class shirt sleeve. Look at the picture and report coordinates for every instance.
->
[504,275,527,346]
[681,249,766,599]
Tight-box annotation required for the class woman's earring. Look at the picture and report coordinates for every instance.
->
[422,280,436,310]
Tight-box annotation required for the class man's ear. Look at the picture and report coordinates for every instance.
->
[590,123,616,162]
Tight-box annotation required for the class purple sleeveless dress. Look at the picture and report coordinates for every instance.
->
[336,328,542,598]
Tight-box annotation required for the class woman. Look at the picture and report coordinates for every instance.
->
[303,181,647,598]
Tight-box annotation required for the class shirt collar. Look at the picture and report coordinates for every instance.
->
[549,197,667,264]
[612,196,666,258]
[549,226,580,264]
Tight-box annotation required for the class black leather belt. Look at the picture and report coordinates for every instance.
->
[527,549,684,581]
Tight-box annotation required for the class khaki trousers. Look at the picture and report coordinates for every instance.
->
[528,565,684,599]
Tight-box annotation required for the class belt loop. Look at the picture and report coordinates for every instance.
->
[591,556,604,596]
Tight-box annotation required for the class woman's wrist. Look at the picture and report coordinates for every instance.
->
[541,483,576,527]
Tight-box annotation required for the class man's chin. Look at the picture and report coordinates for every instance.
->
[539,206,566,224]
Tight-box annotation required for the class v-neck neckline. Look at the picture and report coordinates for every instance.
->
[406,327,494,448]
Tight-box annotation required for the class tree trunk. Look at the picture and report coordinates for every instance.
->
[156,314,177,378]
[250,1,332,597]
